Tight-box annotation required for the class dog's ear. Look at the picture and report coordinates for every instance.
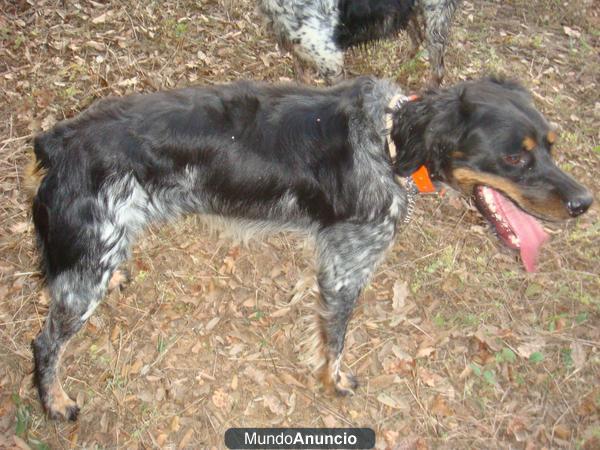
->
[391,88,470,178]
[484,76,534,106]
[485,75,528,93]
[390,99,437,177]
[458,87,475,117]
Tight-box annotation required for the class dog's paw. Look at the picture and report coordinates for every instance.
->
[45,390,80,421]
[320,365,359,397]
[333,370,358,396]
[108,268,131,292]
[47,402,80,422]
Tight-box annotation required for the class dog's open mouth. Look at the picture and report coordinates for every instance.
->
[473,185,549,272]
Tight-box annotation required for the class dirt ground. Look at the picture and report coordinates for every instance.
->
[0,0,598,448]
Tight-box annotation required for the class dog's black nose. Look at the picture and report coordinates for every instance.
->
[567,193,593,217]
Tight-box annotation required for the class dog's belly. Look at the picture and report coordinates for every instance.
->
[99,171,317,246]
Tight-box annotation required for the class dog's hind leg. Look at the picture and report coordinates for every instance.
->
[32,228,133,420]
[32,183,142,420]
[32,267,114,420]
[313,218,396,395]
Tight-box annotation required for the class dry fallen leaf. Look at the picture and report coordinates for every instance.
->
[430,395,452,417]
[10,222,29,234]
[279,372,305,388]
[563,26,581,38]
[506,416,529,442]
[516,337,545,359]
[322,414,338,428]
[383,429,400,448]
[178,428,194,449]
[286,392,297,416]
[41,114,56,131]
[392,280,409,312]
[128,358,143,375]
[211,389,232,410]
[117,77,139,87]
[244,366,267,386]
[156,433,168,447]
[458,365,472,380]
[553,424,571,440]
[271,307,291,318]
[13,435,30,450]
[377,392,409,410]
[418,367,440,387]
[369,374,396,390]
[264,394,286,416]
[416,346,435,358]
[570,342,586,370]
[205,317,220,331]
[473,325,502,351]
[91,11,112,24]
[171,415,181,433]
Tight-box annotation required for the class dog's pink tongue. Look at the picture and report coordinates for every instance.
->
[491,188,549,272]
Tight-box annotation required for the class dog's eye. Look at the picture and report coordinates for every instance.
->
[504,154,524,165]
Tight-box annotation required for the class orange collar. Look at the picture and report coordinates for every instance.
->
[411,164,436,193]
[386,94,435,193]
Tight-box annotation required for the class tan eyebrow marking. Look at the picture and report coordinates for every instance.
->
[547,131,557,144]
[523,136,537,151]
[452,151,465,158]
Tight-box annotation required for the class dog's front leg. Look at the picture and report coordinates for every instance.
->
[314,218,396,395]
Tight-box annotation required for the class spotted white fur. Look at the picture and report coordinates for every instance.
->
[259,0,460,84]
[31,77,419,419]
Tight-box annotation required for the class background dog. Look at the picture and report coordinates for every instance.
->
[28,76,591,420]
[258,0,461,85]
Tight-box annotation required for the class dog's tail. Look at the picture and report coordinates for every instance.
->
[24,131,59,198]
[26,130,64,278]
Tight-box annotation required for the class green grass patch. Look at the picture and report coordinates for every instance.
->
[13,394,31,437]
[157,335,167,354]
[495,347,517,364]
[529,352,544,363]
[561,348,574,368]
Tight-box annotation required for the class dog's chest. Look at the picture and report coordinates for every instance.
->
[396,177,418,227]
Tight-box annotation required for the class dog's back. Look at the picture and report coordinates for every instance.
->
[29,78,401,277]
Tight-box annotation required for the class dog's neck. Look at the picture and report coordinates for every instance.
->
[385,93,410,162]
[386,94,435,194]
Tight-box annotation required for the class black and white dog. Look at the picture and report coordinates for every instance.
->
[259,0,460,85]
[28,76,591,420]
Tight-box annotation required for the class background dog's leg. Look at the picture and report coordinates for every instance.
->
[423,0,458,86]
[292,26,343,84]
[314,219,396,395]
[292,56,313,85]
[407,15,425,58]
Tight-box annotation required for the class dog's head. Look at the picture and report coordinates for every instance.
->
[391,77,593,271]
